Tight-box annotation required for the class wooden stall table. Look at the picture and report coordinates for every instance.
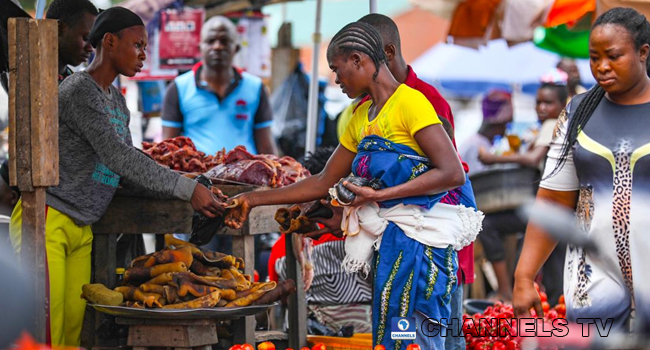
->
[90,184,308,349]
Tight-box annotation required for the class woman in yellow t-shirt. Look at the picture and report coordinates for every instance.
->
[224,22,470,350]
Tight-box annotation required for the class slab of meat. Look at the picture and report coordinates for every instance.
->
[143,137,224,173]
[144,138,310,188]
[205,146,310,188]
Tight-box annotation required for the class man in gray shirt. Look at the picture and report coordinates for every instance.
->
[9,8,224,346]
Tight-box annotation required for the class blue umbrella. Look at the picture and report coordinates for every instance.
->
[411,39,595,97]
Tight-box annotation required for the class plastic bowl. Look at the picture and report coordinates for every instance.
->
[463,299,495,315]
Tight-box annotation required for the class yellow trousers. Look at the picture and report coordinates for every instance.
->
[10,200,93,347]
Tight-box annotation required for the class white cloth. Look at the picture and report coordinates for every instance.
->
[501,0,554,42]
[341,202,484,276]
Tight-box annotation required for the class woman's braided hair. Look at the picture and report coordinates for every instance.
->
[547,7,650,178]
[327,21,387,81]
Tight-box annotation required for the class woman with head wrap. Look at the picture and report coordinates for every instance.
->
[459,89,514,178]
[477,77,570,305]
[9,7,226,346]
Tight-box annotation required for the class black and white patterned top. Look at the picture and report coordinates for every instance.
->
[276,240,372,305]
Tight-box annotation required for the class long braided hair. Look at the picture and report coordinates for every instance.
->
[547,7,650,178]
[327,21,387,81]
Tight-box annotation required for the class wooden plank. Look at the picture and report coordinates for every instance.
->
[285,233,307,349]
[127,324,217,347]
[7,19,19,186]
[92,195,284,236]
[8,18,33,191]
[20,188,47,343]
[255,330,288,342]
[232,234,256,345]
[93,197,194,234]
[29,19,58,187]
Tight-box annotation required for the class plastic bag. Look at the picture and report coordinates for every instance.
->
[270,63,327,159]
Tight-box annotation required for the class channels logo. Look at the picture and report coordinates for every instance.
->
[391,317,416,340]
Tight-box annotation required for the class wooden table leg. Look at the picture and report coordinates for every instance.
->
[232,234,256,344]
[286,233,307,349]
[20,188,47,342]
[93,234,117,346]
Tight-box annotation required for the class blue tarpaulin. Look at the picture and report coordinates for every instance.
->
[411,40,595,97]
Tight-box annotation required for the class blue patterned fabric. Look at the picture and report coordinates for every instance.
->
[351,135,458,350]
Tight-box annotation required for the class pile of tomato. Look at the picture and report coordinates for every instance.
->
[228,341,355,350]
[463,284,568,350]
[230,340,423,350]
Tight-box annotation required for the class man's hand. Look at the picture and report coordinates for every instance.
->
[305,199,344,239]
[190,184,226,218]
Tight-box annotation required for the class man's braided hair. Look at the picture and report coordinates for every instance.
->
[327,21,386,81]
[547,7,650,178]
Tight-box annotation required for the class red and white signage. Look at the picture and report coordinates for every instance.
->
[159,8,205,70]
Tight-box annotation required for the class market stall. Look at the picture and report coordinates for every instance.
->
[90,187,303,349]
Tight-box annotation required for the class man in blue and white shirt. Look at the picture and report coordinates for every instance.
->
[162,16,277,156]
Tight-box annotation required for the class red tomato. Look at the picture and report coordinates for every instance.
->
[505,340,520,350]
[541,301,550,313]
[558,295,565,304]
[311,344,326,350]
[534,282,540,292]
[539,291,548,303]
[373,346,386,350]
[300,348,310,350]
[555,304,566,316]
[492,341,507,350]
[241,345,255,350]
[405,345,421,350]
[546,310,559,320]
[258,342,276,350]
[474,341,490,350]
[229,346,242,350]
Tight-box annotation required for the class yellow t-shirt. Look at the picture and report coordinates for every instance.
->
[340,84,441,156]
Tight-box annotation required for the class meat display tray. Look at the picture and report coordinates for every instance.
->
[89,302,278,320]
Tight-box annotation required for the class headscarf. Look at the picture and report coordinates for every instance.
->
[482,89,513,124]
[89,7,144,48]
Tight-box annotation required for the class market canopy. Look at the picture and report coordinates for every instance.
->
[412,0,650,58]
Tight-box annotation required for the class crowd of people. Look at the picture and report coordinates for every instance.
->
[2,1,650,349]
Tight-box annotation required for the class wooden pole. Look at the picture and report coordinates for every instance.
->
[286,233,307,349]
[8,18,59,343]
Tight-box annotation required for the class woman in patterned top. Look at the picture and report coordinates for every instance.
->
[514,7,650,330]
[225,21,482,349]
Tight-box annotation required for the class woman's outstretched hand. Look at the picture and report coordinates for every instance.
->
[224,194,253,229]
[343,181,380,207]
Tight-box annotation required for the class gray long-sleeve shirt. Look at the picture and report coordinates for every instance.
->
[48,71,196,226]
